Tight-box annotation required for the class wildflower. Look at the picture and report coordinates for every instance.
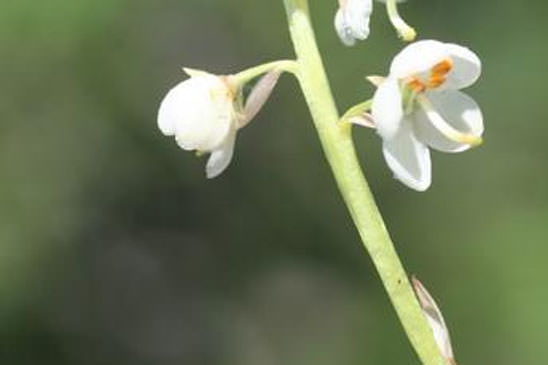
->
[371,40,483,191]
[335,0,373,46]
[158,69,238,178]
[158,68,281,178]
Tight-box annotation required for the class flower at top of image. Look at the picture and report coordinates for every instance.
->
[371,39,483,191]
[335,0,373,46]
[335,0,413,46]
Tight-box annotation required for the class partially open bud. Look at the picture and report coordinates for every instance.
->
[412,276,457,365]
[335,0,373,46]
[158,69,239,179]
[158,67,283,179]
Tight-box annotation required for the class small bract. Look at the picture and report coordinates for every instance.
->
[371,40,484,191]
[412,277,456,365]
[158,69,238,179]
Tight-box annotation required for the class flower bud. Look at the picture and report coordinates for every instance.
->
[158,65,285,179]
[335,0,373,46]
[158,70,238,178]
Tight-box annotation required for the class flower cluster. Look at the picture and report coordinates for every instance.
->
[157,1,483,193]
[156,3,484,362]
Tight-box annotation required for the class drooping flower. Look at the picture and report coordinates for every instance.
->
[158,69,238,178]
[335,0,373,46]
[158,68,281,179]
[371,40,483,191]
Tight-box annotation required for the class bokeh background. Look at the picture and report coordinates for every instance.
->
[1,0,546,364]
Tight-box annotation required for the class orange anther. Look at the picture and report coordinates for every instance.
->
[406,59,453,93]
[428,58,453,89]
[432,59,453,75]
[408,77,426,93]
[428,75,447,89]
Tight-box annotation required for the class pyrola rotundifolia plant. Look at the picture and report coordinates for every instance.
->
[157,0,483,363]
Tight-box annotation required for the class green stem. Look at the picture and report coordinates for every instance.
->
[282,0,445,363]
[232,59,298,85]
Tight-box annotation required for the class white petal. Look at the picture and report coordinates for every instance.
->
[444,43,482,90]
[159,75,233,152]
[158,84,182,136]
[334,0,372,46]
[205,128,237,179]
[335,9,357,46]
[346,0,372,39]
[382,121,431,191]
[413,90,484,153]
[390,40,449,79]
[372,77,404,140]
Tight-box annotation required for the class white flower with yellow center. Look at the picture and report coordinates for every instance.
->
[158,69,239,179]
[371,40,483,191]
[335,0,373,46]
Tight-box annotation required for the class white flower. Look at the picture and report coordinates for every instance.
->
[158,68,282,179]
[335,0,373,46]
[371,40,483,191]
[158,69,238,179]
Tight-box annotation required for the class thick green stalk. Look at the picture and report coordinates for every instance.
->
[282,0,445,363]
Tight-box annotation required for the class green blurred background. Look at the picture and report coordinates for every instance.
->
[1,0,546,364]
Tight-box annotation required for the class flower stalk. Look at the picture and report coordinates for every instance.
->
[232,60,298,85]
[386,0,417,41]
[282,0,445,363]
